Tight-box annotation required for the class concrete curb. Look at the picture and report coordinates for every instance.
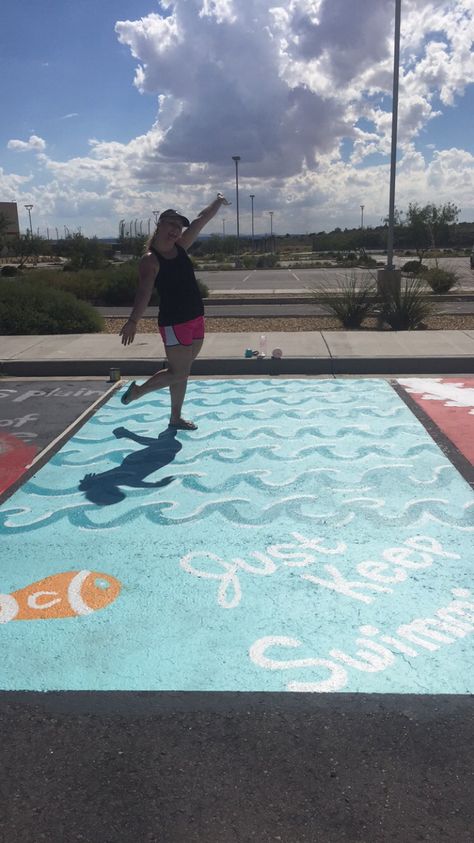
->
[2,356,473,378]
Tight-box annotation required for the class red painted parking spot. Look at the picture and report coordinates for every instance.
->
[398,378,474,465]
[0,431,38,495]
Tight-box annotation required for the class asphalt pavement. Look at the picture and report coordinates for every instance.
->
[1,692,473,842]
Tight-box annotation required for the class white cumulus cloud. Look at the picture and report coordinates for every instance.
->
[7,134,47,153]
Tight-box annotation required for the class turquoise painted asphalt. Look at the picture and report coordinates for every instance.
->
[1,378,473,692]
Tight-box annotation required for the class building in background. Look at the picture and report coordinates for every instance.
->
[0,202,20,239]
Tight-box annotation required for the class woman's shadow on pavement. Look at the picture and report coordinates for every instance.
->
[79,426,182,505]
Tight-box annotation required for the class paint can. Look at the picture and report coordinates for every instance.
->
[109,367,121,382]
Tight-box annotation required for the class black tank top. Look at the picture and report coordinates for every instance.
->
[150,245,204,326]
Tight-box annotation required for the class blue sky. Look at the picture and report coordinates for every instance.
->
[0,0,154,162]
[1,0,473,237]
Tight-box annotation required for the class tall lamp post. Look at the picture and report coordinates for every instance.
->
[249,194,255,249]
[222,217,226,237]
[360,205,364,230]
[232,155,241,255]
[269,211,274,253]
[378,0,402,299]
[153,210,159,226]
[24,204,33,237]
[386,0,401,269]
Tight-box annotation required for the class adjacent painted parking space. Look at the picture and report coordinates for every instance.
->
[0,378,472,693]
[0,380,113,497]
[398,378,474,466]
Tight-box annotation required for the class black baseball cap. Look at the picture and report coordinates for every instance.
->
[159,209,190,227]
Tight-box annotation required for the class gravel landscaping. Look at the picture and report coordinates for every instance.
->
[104,314,474,334]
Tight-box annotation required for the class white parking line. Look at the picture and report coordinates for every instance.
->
[241,271,254,284]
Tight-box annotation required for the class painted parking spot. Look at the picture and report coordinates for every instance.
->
[398,378,474,466]
[0,379,472,693]
[0,380,113,497]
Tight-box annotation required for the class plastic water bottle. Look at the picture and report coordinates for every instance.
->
[259,334,267,357]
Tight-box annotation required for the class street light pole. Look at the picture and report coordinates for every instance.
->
[222,217,226,237]
[250,194,255,249]
[269,211,274,253]
[377,0,402,299]
[24,204,33,237]
[232,155,241,256]
[387,0,401,269]
[360,205,364,230]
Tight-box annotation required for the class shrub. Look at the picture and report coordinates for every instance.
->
[401,260,427,275]
[100,264,150,305]
[357,254,378,267]
[23,261,209,306]
[28,268,108,301]
[309,273,377,328]
[256,254,278,268]
[0,265,20,277]
[378,277,434,330]
[421,267,458,294]
[0,279,104,334]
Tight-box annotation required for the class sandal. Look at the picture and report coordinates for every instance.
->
[121,381,137,405]
[168,418,198,431]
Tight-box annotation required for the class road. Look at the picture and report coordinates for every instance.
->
[197,257,474,293]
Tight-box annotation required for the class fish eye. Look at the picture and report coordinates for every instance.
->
[95,578,110,590]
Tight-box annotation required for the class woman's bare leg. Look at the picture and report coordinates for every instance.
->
[127,344,193,402]
[169,339,203,423]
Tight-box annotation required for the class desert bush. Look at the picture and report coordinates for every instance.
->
[378,277,434,330]
[23,262,209,305]
[0,265,20,277]
[256,254,278,268]
[309,273,377,328]
[0,279,104,334]
[31,268,108,301]
[241,255,258,269]
[401,260,427,275]
[357,253,378,267]
[420,267,458,294]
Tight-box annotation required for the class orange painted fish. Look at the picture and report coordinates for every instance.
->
[0,571,121,624]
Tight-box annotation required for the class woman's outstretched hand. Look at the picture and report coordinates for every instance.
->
[217,192,231,205]
[120,318,137,346]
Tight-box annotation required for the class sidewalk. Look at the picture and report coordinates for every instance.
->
[1,329,473,376]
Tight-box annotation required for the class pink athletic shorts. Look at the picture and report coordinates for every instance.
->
[159,315,205,347]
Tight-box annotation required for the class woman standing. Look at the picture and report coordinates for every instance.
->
[120,193,229,430]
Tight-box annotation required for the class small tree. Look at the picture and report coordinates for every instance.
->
[405,202,460,259]
[62,233,108,269]
[10,234,45,267]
